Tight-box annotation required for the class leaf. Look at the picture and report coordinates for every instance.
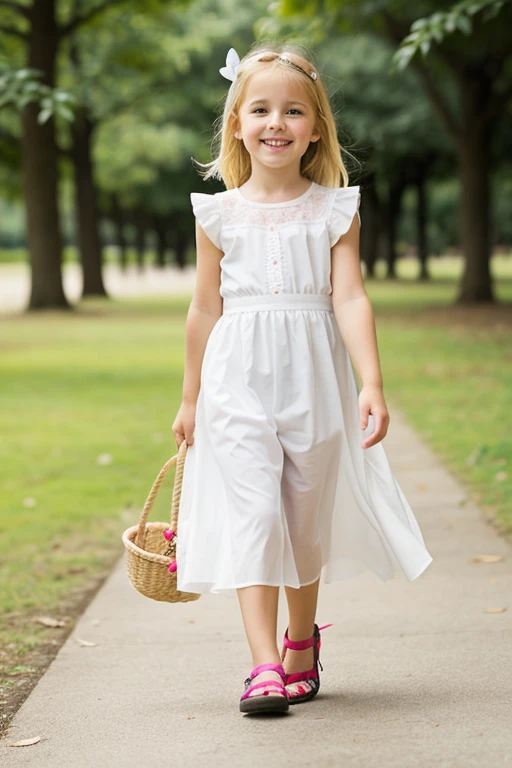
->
[37,108,52,126]
[75,638,98,647]
[484,607,507,614]
[455,14,472,35]
[9,736,41,747]
[411,18,430,31]
[97,453,113,466]
[35,616,66,628]
[58,106,75,122]
[468,554,503,564]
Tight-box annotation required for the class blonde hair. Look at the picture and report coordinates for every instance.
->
[193,40,357,189]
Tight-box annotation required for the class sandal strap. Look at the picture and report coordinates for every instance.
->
[285,669,319,684]
[248,662,286,680]
[241,680,286,700]
[282,623,333,651]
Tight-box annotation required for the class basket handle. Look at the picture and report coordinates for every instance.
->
[134,439,189,550]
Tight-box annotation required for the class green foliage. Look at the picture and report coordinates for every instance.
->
[0,66,76,123]
[392,0,509,71]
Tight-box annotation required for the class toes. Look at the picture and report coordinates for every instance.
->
[247,672,285,698]
[287,681,312,697]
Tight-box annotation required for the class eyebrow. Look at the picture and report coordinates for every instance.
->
[248,99,308,108]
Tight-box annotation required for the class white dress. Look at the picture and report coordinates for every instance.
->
[176,181,433,596]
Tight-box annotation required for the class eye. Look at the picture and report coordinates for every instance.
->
[251,108,303,115]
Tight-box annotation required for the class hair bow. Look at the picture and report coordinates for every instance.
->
[219,48,241,82]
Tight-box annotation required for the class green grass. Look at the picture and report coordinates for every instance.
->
[0,254,511,660]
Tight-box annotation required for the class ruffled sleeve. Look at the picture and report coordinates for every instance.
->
[328,186,361,248]
[190,192,222,250]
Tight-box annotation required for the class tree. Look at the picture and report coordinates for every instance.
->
[274,0,512,303]
[0,0,133,310]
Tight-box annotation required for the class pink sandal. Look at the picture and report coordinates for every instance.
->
[281,623,333,704]
[239,662,290,714]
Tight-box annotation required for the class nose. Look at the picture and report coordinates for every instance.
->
[266,111,285,131]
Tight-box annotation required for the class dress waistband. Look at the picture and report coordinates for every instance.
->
[222,293,334,314]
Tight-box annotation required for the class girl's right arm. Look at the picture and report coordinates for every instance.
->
[172,218,223,448]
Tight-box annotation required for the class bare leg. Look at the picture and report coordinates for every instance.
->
[236,585,283,697]
[282,578,320,695]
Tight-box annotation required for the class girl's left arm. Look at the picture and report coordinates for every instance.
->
[330,215,390,449]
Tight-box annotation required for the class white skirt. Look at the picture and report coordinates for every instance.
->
[176,293,433,596]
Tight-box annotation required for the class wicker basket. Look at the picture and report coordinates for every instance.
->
[122,440,200,603]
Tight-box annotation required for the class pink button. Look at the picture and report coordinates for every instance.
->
[273,260,277,265]
[270,226,274,231]
[274,290,279,294]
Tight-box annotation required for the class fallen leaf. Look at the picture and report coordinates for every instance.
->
[188,620,195,624]
[187,717,195,720]
[23,497,36,508]
[91,619,101,626]
[9,736,41,747]
[35,616,66,628]
[468,555,503,564]
[97,453,112,466]
[495,471,507,482]
[314,717,325,720]
[483,607,507,614]
[75,638,98,647]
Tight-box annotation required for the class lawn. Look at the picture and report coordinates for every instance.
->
[0,253,511,731]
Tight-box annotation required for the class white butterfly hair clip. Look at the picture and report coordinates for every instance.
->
[219,47,318,84]
[219,48,241,82]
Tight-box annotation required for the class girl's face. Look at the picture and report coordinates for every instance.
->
[234,68,321,170]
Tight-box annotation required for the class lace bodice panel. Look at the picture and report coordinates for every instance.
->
[190,183,361,299]
[220,186,332,227]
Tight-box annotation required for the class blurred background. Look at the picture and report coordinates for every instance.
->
[0,0,511,733]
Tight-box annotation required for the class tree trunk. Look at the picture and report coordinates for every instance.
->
[456,92,494,302]
[174,230,188,269]
[153,216,168,267]
[134,213,146,270]
[23,0,69,310]
[71,109,107,297]
[384,176,405,279]
[111,194,128,269]
[359,180,380,279]
[415,172,429,281]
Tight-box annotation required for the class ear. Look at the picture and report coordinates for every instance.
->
[231,114,242,140]
[310,130,321,144]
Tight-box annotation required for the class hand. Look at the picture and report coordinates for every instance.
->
[172,401,197,448]
[358,385,390,449]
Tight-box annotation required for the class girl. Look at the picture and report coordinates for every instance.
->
[172,41,433,715]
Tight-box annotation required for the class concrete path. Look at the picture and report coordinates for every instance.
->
[1,409,511,767]
[0,263,197,313]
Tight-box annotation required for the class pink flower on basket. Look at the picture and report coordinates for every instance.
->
[163,529,175,541]
[168,560,177,573]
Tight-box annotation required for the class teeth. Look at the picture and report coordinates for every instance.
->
[263,140,290,146]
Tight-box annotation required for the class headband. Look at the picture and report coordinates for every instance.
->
[219,47,318,83]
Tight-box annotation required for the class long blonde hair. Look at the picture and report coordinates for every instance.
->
[193,40,355,189]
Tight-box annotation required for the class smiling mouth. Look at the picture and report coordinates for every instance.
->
[261,139,292,146]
